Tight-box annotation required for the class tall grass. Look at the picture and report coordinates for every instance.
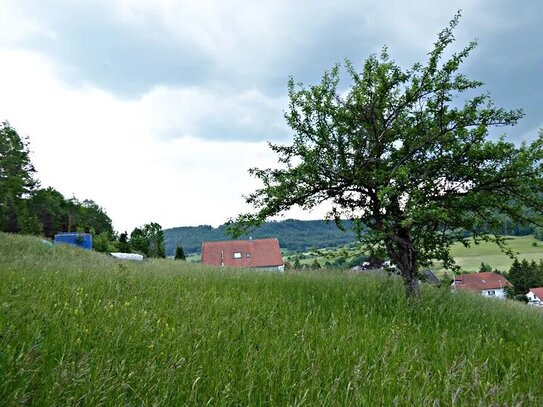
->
[1,233,543,405]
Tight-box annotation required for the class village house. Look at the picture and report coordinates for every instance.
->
[201,238,284,272]
[451,271,512,299]
[526,287,543,306]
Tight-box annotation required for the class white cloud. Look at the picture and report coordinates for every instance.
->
[138,85,288,140]
[0,47,295,232]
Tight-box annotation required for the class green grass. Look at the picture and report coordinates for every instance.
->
[285,235,543,273]
[2,233,543,405]
[446,235,543,272]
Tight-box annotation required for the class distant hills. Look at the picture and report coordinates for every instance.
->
[164,219,358,256]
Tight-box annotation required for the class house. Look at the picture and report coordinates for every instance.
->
[201,238,284,272]
[451,272,512,299]
[526,287,543,306]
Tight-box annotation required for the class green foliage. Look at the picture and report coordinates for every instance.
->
[2,233,543,404]
[0,121,115,239]
[348,254,369,268]
[129,227,150,256]
[164,219,357,256]
[174,245,186,260]
[144,222,166,258]
[293,256,301,269]
[479,262,493,273]
[0,121,38,233]
[130,223,166,258]
[117,231,131,253]
[75,199,114,238]
[93,231,114,253]
[507,258,543,297]
[227,13,543,297]
[535,227,543,241]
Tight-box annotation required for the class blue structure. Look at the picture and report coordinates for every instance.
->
[54,233,93,250]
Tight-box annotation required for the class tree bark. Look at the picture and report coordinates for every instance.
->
[386,232,420,299]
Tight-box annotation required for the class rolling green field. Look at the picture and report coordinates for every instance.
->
[284,235,543,273]
[2,233,543,405]
[447,235,543,272]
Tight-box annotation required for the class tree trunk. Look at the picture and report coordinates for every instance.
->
[386,232,420,299]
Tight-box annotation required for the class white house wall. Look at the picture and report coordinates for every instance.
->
[481,288,507,299]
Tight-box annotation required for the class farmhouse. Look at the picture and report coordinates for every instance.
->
[201,238,284,272]
[526,287,543,306]
[451,271,512,299]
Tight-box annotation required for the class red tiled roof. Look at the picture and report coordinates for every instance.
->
[201,238,283,268]
[453,272,512,292]
[529,287,543,300]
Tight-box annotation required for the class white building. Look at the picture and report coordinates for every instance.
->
[526,287,543,306]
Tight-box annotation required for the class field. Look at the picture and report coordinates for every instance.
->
[284,235,543,273]
[447,235,543,272]
[2,233,543,405]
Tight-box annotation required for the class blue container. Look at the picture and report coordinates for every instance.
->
[54,233,93,250]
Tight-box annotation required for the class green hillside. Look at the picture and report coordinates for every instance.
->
[1,233,543,405]
[444,235,543,272]
[164,219,357,256]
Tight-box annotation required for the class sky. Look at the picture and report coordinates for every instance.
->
[1,0,541,233]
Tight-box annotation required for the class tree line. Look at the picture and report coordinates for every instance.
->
[164,219,358,256]
[0,121,167,258]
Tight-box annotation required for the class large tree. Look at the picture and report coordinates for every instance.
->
[228,14,543,297]
[129,222,166,258]
[0,121,39,233]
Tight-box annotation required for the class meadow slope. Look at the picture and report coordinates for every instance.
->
[1,233,543,405]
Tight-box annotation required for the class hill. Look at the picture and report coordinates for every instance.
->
[444,235,543,272]
[2,232,543,405]
[164,219,358,256]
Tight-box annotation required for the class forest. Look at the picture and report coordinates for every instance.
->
[164,218,541,257]
[164,219,358,255]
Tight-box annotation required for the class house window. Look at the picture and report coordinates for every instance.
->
[246,253,252,258]
[487,290,495,296]
[233,252,242,259]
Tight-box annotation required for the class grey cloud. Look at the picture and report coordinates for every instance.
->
[9,1,213,97]
[4,0,542,142]
[463,1,543,141]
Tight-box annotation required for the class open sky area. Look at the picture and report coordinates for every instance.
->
[1,0,541,233]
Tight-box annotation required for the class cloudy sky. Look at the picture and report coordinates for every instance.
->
[1,0,541,232]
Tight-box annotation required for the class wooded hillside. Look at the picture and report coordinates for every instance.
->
[164,219,357,255]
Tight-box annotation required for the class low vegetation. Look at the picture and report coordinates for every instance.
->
[2,233,543,405]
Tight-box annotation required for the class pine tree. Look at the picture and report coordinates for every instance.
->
[174,245,186,260]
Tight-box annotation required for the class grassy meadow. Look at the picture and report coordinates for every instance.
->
[447,235,543,272]
[2,233,543,405]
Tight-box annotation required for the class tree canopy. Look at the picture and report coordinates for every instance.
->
[129,222,166,258]
[228,14,543,297]
[0,121,115,239]
[0,121,39,233]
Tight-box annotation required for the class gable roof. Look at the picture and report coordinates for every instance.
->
[201,238,283,268]
[529,287,543,300]
[453,272,512,292]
